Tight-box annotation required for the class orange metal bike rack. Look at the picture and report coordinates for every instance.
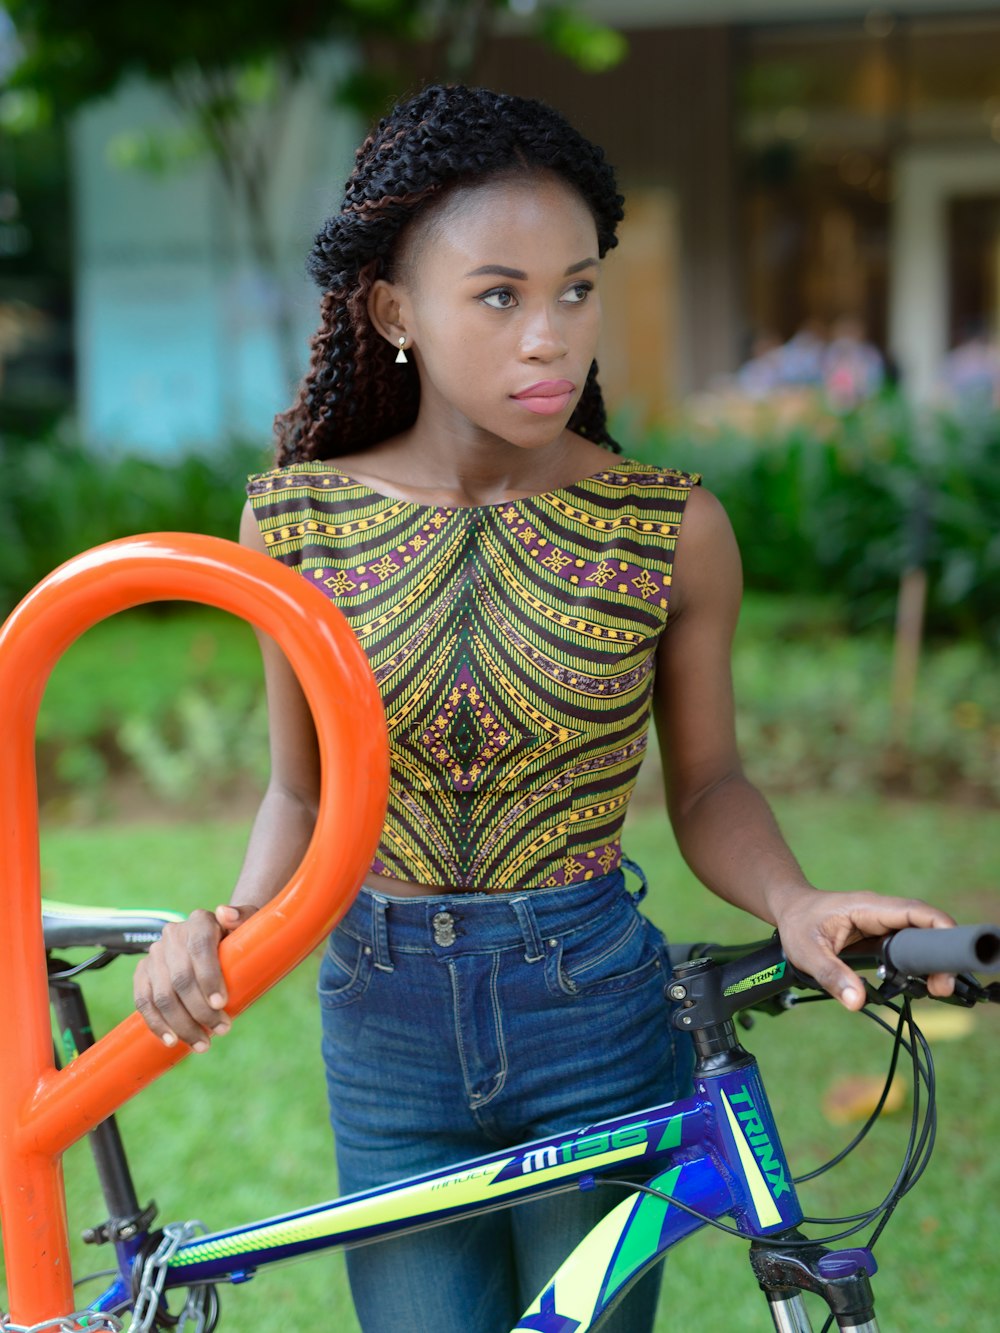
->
[0,534,389,1327]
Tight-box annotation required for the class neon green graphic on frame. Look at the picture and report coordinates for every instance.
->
[513,1166,683,1330]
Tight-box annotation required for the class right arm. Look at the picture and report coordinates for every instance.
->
[133,502,322,1051]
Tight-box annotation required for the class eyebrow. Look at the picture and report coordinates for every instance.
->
[465,258,599,280]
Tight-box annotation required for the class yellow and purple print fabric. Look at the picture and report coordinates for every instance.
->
[247,460,700,892]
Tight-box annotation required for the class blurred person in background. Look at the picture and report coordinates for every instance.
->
[774,317,827,388]
[939,319,1000,409]
[736,326,785,398]
[822,315,885,411]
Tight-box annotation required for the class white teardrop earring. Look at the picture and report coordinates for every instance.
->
[395,336,408,365]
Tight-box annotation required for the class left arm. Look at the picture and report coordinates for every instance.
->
[653,486,955,1009]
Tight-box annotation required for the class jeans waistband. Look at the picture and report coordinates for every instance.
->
[336,859,648,973]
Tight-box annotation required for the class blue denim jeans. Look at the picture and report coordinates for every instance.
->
[318,866,693,1333]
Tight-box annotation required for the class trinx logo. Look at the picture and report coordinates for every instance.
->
[727,1085,791,1199]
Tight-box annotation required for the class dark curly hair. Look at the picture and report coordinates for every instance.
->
[273,84,625,465]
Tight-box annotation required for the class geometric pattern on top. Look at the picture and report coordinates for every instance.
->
[247,459,701,892]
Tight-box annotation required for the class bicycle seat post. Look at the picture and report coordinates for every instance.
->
[49,967,155,1246]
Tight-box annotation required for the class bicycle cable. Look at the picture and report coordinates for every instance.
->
[810,997,938,1333]
[791,993,909,1186]
[596,989,936,1254]
[797,994,936,1221]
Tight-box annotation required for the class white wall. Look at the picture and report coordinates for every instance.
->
[889,146,1000,399]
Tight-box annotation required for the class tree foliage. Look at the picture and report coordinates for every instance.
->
[1,1,626,122]
[3,2,398,112]
[0,0,626,388]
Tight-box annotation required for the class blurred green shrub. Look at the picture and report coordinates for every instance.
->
[733,609,999,802]
[6,401,997,642]
[117,688,268,804]
[36,608,269,817]
[617,394,1000,645]
[9,413,1000,810]
[0,435,270,615]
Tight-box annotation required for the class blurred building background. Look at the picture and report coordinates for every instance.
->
[492,0,1000,422]
[1,0,999,452]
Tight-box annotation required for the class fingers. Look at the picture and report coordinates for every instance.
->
[859,899,956,935]
[818,897,956,1004]
[134,908,235,1053]
[802,947,868,1011]
[778,889,960,1011]
[926,971,956,998]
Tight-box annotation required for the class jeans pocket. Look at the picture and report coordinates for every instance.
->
[317,927,374,1009]
[545,906,664,999]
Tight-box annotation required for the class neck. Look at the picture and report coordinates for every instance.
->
[392,414,579,508]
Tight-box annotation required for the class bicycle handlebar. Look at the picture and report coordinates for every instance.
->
[882,924,1000,977]
[668,924,1000,1033]
[673,924,1000,985]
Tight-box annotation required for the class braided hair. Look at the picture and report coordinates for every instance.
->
[274,85,625,465]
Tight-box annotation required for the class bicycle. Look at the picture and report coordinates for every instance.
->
[1,535,997,1332]
[10,901,998,1333]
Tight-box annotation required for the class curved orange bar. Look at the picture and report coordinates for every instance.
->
[0,534,388,1326]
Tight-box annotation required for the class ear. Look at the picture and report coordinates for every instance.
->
[368,279,410,353]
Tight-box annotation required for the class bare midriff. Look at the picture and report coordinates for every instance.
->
[366,872,464,899]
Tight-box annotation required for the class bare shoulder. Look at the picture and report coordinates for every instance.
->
[573,435,621,473]
[670,485,742,619]
[677,483,736,542]
[239,498,268,553]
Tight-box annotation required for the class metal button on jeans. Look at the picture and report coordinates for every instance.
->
[432,911,457,946]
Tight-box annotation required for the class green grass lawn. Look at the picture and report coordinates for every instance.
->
[2,795,998,1328]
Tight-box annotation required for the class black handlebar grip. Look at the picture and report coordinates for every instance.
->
[884,924,1000,976]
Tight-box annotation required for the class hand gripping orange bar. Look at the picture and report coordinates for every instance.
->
[0,533,389,1326]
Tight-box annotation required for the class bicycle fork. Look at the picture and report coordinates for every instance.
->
[751,1235,879,1332]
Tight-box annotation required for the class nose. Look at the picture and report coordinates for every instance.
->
[519,305,568,362]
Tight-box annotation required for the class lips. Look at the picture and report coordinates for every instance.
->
[512,380,576,416]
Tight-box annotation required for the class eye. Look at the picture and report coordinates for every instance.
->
[480,287,518,310]
[562,281,593,305]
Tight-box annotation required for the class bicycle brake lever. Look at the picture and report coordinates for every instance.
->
[946,973,998,1007]
[875,969,993,1008]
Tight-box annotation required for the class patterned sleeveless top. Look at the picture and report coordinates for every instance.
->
[247,459,700,892]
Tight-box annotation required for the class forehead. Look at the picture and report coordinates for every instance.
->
[403,173,598,275]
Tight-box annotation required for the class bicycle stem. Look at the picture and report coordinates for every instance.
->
[668,944,795,1065]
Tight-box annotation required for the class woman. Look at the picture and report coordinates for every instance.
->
[134,85,954,1332]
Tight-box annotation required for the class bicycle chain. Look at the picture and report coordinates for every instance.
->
[131,1221,212,1333]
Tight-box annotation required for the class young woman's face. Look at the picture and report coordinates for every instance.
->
[394,173,602,449]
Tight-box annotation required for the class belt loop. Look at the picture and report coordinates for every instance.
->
[620,856,648,905]
[510,896,544,963]
[370,893,394,972]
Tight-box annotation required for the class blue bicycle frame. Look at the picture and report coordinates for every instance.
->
[85,1053,865,1331]
[41,925,900,1333]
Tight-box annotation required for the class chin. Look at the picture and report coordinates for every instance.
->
[499,413,575,449]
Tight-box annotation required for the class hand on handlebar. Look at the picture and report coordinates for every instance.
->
[775,890,957,1011]
[133,903,259,1052]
